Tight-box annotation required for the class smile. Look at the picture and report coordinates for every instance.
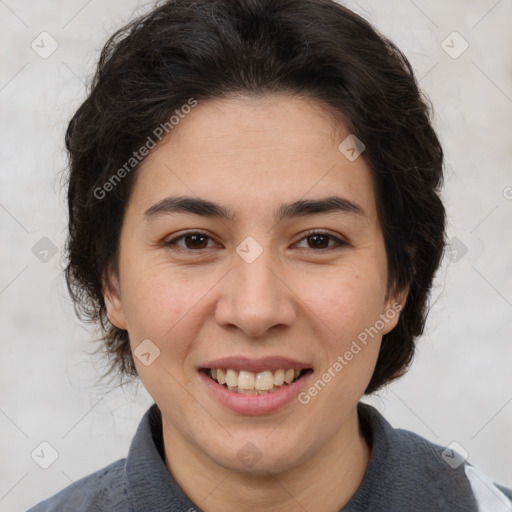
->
[198,357,313,414]
[205,368,308,394]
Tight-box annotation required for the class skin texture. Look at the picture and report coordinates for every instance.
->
[104,94,404,511]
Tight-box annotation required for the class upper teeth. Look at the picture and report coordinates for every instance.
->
[210,368,302,391]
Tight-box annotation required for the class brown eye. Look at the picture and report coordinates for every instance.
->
[307,234,330,249]
[294,230,348,251]
[183,234,209,249]
[165,232,217,252]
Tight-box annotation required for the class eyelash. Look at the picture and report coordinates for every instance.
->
[164,229,348,253]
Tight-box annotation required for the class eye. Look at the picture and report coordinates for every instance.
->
[165,231,219,252]
[164,229,348,253]
[294,230,348,250]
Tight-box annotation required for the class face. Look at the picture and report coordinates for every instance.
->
[105,94,402,476]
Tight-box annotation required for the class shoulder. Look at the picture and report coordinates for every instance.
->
[351,402,512,511]
[26,404,172,512]
[26,458,128,512]
[391,425,511,504]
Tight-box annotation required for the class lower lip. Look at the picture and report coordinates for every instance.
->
[199,370,312,415]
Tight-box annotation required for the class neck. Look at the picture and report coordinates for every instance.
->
[162,406,370,512]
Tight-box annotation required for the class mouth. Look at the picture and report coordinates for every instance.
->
[198,356,314,414]
[200,367,313,395]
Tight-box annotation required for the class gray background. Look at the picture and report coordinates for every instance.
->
[1,0,511,510]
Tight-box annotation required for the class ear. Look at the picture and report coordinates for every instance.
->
[381,284,408,335]
[103,271,127,330]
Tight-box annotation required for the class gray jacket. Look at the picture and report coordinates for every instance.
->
[27,402,512,511]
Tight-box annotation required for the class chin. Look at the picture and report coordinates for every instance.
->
[204,434,310,476]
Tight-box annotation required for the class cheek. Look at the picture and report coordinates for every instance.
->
[306,267,387,338]
[120,266,205,354]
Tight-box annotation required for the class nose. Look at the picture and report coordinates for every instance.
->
[214,250,297,338]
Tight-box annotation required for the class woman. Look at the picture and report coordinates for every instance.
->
[28,0,511,510]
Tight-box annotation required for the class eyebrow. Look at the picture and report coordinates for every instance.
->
[144,195,366,222]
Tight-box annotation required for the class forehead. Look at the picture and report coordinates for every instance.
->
[128,94,377,222]
[160,94,347,164]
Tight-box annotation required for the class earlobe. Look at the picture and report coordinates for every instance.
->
[382,286,408,335]
[103,274,127,330]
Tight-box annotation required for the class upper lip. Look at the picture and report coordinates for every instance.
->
[201,356,312,373]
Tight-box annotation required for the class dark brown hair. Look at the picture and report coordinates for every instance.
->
[64,0,445,393]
